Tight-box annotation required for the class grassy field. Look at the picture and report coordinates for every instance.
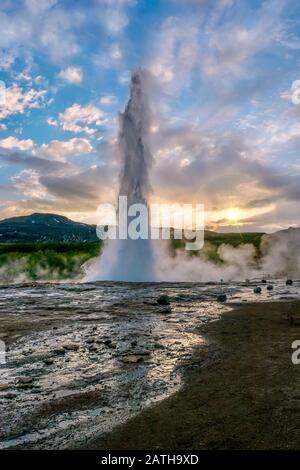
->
[170,231,264,262]
[0,232,265,283]
[0,242,102,283]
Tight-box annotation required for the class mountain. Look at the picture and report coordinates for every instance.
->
[0,213,98,243]
[0,212,266,245]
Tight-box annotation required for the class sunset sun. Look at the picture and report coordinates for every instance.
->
[224,208,241,222]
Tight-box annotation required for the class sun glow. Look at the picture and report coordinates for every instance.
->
[224,208,241,222]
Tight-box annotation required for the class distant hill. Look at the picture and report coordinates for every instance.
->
[0,213,98,243]
[0,212,267,245]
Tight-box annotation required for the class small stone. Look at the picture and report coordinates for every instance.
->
[43,358,54,365]
[267,284,274,291]
[254,287,262,294]
[286,279,293,286]
[63,343,79,351]
[53,348,65,355]
[122,355,144,364]
[0,384,11,391]
[3,393,16,399]
[157,295,170,306]
[18,376,33,385]
[261,279,267,284]
[158,306,172,314]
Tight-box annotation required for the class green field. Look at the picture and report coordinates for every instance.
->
[0,242,102,283]
[0,232,265,283]
[170,231,264,262]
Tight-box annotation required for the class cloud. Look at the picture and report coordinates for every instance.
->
[12,169,49,199]
[0,136,34,151]
[34,138,93,161]
[149,17,199,93]
[40,164,117,206]
[149,0,284,96]
[0,50,15,70]
[24,0,58,14]
[109,43,122,60]
[0,84,47,120]
[97,0,136,34]
[56,103,106,135]
[100,95,117,106]
[0,148,73,174]
[0,0,82,63]
[93,43,123,69]
[59,66,83,84]
[47,117,58,127]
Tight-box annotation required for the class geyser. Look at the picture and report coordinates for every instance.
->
[86,68,156,282]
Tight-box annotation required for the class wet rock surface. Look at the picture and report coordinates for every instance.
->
[0,279,299,449]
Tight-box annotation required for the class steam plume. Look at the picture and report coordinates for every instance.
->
[85,68,156,282]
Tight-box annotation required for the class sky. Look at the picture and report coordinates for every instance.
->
[1,0,300,232]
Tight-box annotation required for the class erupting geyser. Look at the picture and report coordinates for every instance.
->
[85,68,156,282]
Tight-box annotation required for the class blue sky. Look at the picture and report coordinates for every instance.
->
[1,0,300,232]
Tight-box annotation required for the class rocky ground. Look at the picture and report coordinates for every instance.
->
[87,301,300,450]
[0,281,300,449]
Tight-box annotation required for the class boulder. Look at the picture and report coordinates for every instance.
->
[157,295,170,305]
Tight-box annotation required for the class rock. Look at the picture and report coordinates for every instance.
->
[18,376,33,384]
[0,384,11,391]
[158,306,172,314]
[157,295,170,306]
[53,348,66,355]
[267,284,274,291]
[104,339,112,346]
[63,343,79,351]
[131,350,150,356]
[217,294,227,302]
[286,279,293,286]
[88,345,98,352]
[122,355,144,364]
[86,338,95,344]
[17,376,34,388]
[261,279,267,284]
[254,287,262,294]
[2,392,16,399]
[43,358,54,365]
